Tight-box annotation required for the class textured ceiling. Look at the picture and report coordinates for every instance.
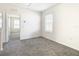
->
[0,3,56,11]
[10,3,56,11]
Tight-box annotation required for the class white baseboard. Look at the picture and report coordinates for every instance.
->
[42,35,79,51]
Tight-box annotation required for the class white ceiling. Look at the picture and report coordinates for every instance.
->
[25,3,56,11]
[11,3,56,12]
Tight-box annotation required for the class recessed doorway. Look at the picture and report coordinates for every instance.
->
[7,14,20,41]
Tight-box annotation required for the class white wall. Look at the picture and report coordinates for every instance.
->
[0,4,41,42]
[20,9,41,39]
[42,3,79,51]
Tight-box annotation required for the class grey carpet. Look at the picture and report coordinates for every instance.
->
[0,37,79,56]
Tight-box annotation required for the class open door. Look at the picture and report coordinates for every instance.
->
[6,14,20,42]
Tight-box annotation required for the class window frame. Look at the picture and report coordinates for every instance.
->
[14,19,20,29]
[44,14,53,33]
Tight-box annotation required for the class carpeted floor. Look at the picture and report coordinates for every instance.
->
[0,37,79,56]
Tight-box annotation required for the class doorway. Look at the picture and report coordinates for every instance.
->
[7,14,20,41]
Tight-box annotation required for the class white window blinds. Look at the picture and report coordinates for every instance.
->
[45,14,53,32]
[14,19,20,29]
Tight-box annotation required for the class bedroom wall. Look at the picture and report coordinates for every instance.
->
[20,9,41,39]
[0,4,41,42]
[42,3,79,51]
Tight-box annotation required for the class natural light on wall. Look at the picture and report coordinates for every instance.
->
[45,14,53,32]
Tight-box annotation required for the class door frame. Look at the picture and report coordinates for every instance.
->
[6,13,21,42]
[0,11,5,51]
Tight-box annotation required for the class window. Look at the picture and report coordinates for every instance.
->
[14,19,20,29]
[45,14,53,32]
[8,15,20,30]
